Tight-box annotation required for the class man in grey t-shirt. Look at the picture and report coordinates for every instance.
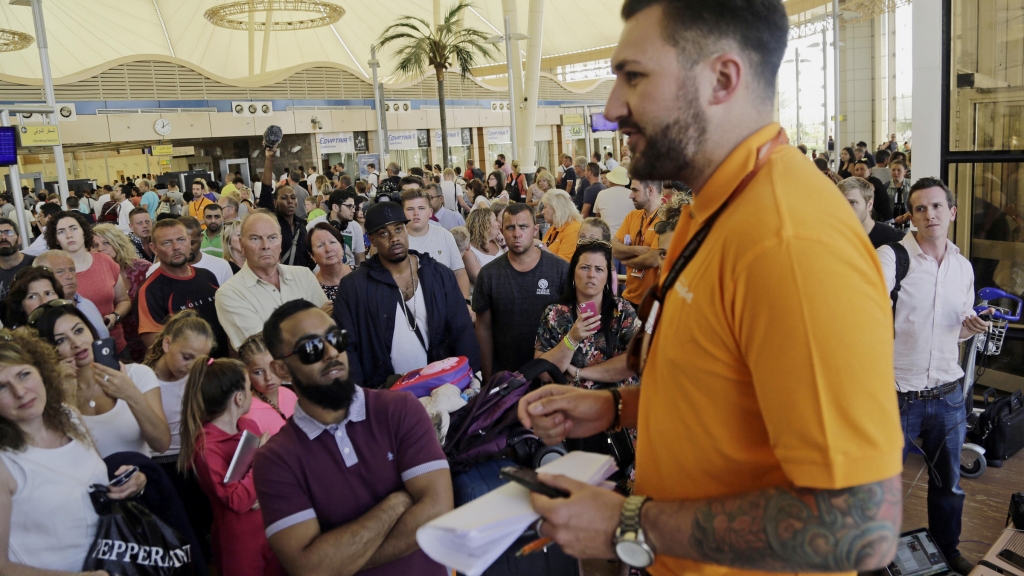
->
[473,203,568,381]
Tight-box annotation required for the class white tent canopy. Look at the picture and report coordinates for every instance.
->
[0,0,627,81]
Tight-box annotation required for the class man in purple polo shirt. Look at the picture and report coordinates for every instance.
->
[252,299,453,576]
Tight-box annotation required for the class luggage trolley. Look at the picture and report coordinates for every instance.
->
[959,287,1023,479]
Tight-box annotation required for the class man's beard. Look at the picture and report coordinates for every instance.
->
[379,245,408,264]
[291,368,357,412]
[207,224,221,234]
[622,80,708,182]
[0,244,15,257]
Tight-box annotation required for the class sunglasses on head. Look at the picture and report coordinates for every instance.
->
[577,238,611,248]
[27,299,76,327]
[281,328,348,364]
[13,265,53,282]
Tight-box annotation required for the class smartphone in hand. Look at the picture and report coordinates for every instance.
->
[578,301,600,330]
[92,338,120,370]
[499,466,570,498]
[109,466,138,487]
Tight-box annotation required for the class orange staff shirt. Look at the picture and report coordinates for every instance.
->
[635,123,904,576]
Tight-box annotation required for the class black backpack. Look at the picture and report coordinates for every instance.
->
[375,177,400,203]
[887,242,910,337]
[969,389,1024,464]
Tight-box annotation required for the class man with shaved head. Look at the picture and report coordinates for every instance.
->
[215,210,329,351]
[34,249,110,339]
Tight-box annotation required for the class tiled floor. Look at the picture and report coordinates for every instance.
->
[901,449,1024,562]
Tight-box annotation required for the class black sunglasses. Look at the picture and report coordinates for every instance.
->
[281,328,348,364]
[27,299,76,327]
[577,238,611,248]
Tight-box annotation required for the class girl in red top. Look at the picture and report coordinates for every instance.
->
[178,357,284,576]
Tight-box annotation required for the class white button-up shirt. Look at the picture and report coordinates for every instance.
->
[878,233,977,391]
[215,261,328,349]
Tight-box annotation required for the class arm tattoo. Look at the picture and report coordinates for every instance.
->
[689,476,901,572]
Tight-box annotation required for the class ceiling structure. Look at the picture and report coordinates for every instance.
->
[0,0,626,83]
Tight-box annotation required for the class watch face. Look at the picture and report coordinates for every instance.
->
[616,540,654,568]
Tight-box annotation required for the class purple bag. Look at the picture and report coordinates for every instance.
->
[444,359,565,472]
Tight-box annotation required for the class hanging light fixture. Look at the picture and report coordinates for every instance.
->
[0,28,34,53]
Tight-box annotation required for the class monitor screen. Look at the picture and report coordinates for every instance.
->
[0,127,16,167]
[888,530,949,576]
[591,113,618,132]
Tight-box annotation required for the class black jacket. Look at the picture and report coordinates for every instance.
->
[334,250,480,389]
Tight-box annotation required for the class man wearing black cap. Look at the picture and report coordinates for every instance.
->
[333,202,480,389]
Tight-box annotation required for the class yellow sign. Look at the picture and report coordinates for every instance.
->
[566,125,586,139]
[18,125,60,146]
[562,113,584,126]
[152,145,174,156]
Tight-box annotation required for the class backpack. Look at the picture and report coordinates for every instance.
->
[100,201,120,223]
[969,389,1024,463]
[155,197,171,216]
[368,171,380,194]
[375,177,400,203]
[443,359,565,472]
[887,241,910,337]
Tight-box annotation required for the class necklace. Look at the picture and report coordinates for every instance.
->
[403,257,419,332]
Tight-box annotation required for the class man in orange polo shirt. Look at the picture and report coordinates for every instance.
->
[517,1,904,575]
[613,180,662,306]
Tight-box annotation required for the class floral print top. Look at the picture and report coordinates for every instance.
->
[534,296,640,390]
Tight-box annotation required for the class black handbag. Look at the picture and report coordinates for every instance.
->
[1008,492,1024,529]
[970,389,1024,465]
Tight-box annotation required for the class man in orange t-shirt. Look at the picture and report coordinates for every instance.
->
[516,1,904,576]
[613,180,662,305]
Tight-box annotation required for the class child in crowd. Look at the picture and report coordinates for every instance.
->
[179,357,283,576]
[450,226,470,257]
[238,334,297,437]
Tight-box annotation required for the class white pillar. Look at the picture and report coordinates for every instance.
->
[518,0,545,175]
[502,0,526,164]
[912,0,942,179]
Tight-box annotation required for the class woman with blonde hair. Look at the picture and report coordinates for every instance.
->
[541,190,583,261]
[530,171,557,238]
[221,220,245,274]
[462,208,504,285]
[178,356,282,576]
[92,223,151,361]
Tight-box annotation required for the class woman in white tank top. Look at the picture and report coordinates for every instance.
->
[0,329,146,572]
[462,208,505,287]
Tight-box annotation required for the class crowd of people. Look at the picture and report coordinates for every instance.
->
[0,1,1000,575]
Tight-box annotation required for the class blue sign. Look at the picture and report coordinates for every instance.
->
[357,153,380,180]
[0,127,16,167]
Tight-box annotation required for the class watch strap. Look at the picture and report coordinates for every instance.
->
[620,495,649,534]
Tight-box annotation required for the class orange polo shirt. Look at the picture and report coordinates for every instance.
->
[615,209,661,305]
[544,219,581,262]
[635,123,903,576]
[189,196,215,230]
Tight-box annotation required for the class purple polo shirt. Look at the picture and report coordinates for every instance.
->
[253,386,449,576]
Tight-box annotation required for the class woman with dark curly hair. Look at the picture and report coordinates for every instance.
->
[0,327,146,572]
[3,267,64,329]
[46,211,131,357]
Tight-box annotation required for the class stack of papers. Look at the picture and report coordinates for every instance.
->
[417,452,617,576]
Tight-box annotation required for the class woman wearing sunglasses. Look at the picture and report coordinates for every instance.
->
[4,266,64,329]
[29,302,171,459]
[0,328,146,573]
[238,334,297,437]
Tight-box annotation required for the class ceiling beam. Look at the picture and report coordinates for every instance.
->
[470,45,616,77]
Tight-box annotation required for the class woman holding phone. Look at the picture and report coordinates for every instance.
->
[0,327,146,573]
[534,239,639,389]
[30,302,171,458]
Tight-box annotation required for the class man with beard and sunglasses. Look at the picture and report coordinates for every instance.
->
[516,1,904,575]
[333,202,479,389]
[0,218,34,305]
[253,299,452,576]
[137,219,228,354]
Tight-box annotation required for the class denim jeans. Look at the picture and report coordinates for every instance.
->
[900,383,967,560]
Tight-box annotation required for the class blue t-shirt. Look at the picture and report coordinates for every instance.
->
[140,191,160,218]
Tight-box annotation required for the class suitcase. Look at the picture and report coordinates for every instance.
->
[971,389,1024,465]
[451,459,580,576]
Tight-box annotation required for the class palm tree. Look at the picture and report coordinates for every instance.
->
[377,1,497,169]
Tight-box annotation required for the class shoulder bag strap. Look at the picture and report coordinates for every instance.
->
[887,241,910,337]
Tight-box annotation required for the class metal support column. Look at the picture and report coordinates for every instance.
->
[518,0,545,175]
[503,16,519,163]
[27,0,69,205]
[832,0,842,167]
[369,45,389,164]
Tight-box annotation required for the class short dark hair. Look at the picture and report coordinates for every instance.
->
[856,141,868,148]
[503,202,536,224]
[233,177,245,185]
[46,211,93,251]
[876,149,891,163]
[327,189,356,211]
[177,215,202,234]
[66,197,80,209]
[39,203,62,219]
[587,162,601,178]
[620,0,788,99]
[288,171,302,182]
[339,174,352,187]
[0,218,18,236]
[263,299,319,358]
[907,177,955,211]
[814,157,829,172]
[203,203,223,214]
[400,175,425,189]
[409,167,425,177]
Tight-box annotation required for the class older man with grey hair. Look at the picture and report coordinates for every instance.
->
[34,250,110,338]
[837,177,904,249]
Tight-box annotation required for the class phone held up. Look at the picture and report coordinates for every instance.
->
[578,301,600,331]
[92,338,120,370]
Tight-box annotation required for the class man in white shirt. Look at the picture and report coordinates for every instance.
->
[366,162,380,194]
[34,250,110,339]
[95,184,113,208]
[23,203,61,257]
[399,185,470,300]
[313,190,366,268]
[592,166,635,238]
[115,186,135,234]
[147,216,233,286]
[604,152,619,171]
[877,177,991,575]
[306,166,319,196]
[425,183,465,231]
[215,212,329,350]
[439,168,462,212]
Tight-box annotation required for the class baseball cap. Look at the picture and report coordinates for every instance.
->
[606,165,630,186]
[364,202,409,234]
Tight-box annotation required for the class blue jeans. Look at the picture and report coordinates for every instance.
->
[900,383,967,560]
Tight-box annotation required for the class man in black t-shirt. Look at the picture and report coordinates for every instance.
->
[557,154,577,193]
[473,203,568,381]
[852,160,893,223]
[136,219,229,355]
[0,218,34,303]
[838,177,904,249]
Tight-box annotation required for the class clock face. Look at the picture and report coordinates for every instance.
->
[154,119,172,136]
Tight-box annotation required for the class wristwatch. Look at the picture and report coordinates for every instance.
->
[615,495,655,568]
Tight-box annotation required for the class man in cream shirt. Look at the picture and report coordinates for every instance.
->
[215,212,329,350]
